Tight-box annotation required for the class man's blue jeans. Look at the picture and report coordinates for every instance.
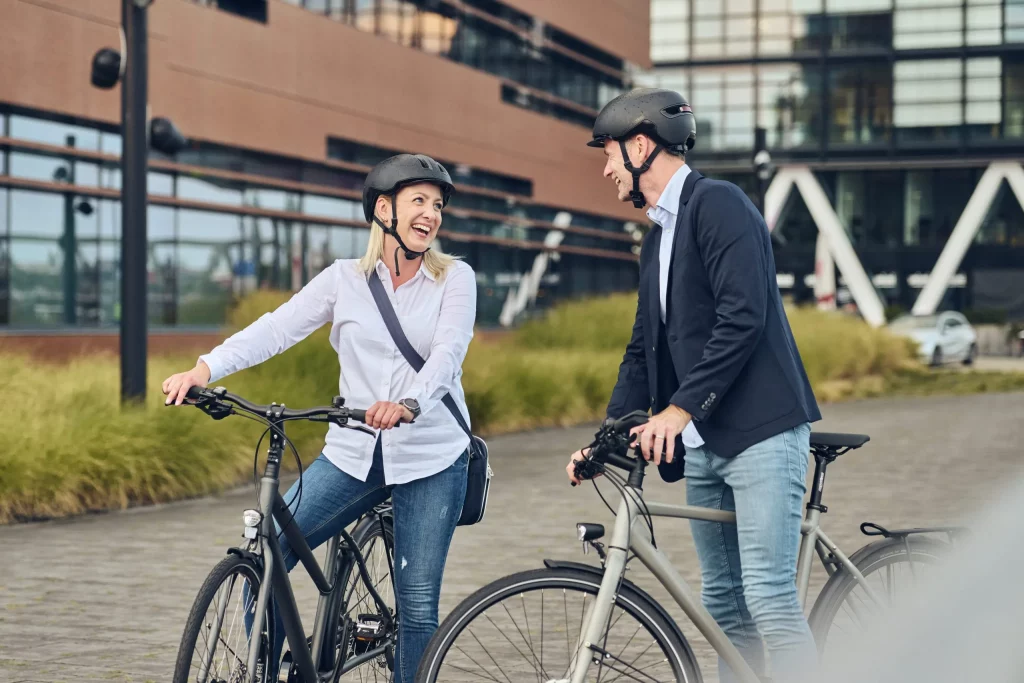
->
[683,423,817,683]
[262,440,467,683]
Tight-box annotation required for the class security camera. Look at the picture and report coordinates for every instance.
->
[149,117,188,155]
[753,149,774,181]
[90,48,122,89]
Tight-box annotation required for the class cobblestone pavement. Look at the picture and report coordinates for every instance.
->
[2,392,1023,683]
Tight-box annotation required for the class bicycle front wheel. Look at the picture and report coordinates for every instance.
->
[416,566,702,683]
[173,552,274,683]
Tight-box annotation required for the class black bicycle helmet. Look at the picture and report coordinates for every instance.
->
[588,88,697,208]
[361,153,454,275]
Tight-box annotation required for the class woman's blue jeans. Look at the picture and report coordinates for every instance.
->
[253,439,467,683]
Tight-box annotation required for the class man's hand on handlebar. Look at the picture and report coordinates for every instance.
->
[365,401,414,431]
[162,362,212,406]
[630,405,692,465]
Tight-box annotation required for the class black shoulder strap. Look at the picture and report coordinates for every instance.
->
[366,271,473,438]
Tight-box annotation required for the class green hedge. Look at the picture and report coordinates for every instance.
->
[2,290,1022,524]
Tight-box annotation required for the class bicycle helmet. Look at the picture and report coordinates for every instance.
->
[588,88,697,208]
[362,154,454,275]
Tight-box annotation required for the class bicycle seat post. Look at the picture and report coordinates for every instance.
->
[807,448,834,514]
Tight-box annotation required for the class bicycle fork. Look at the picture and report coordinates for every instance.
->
[569,494,634,683]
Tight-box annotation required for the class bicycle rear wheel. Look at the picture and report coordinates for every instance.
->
[809,536,946,665]
[173,552,274,683]
[416,566,702,683]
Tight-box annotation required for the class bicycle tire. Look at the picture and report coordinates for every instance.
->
[808,536,946,654]
[415,566,703,683]
[331,512,397,682]
[172,552,273,683]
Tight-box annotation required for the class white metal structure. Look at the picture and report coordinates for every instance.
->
[764,161,1024,327]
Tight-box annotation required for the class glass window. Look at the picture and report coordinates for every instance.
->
[10,190,63,238]
[9,152,66,184]
[148,172,174,196]
[829,13,892,49]
[977,180,1024,246]
[9,239,63,325]
[833,170,904,246]
[178,176,244,206]
[894,59,964,141]
[1006,59,1024,138]
[8,115,102,150]
[894,7,963,48]
[651,21,689,62]
[758,63,823,148]
[829,64,892,144]
[652,0,689,20]
[903,169,977,246]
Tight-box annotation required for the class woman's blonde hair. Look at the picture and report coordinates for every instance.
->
[357,194,460,280]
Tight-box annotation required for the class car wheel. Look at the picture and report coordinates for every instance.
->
[963,343,977,366]
[930,347,943,367]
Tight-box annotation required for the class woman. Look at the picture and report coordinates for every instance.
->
[162,153,477,683]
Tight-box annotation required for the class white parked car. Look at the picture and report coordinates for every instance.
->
[888,312,978,366]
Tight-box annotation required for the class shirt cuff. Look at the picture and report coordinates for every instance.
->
[197,354,224,384]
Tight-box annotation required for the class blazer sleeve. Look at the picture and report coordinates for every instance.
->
[670,184,768,422]
[606,238,653,420]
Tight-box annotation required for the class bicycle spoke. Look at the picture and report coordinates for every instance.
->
[516,592,545,682]
[466,626,516,683]
[452,643,508,683]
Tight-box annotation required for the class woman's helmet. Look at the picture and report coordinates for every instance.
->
[588,88,697,208]
[361,153,454,275]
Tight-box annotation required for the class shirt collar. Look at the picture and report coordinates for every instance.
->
[375,258,435,282]
[646,163,692,228]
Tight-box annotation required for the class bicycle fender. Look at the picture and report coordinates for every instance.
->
[542,559,688,646]
[227,546,264,571]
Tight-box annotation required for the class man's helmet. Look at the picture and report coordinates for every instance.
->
[588,88,697,208]
[361,154,454,274]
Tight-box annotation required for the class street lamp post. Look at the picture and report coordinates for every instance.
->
[90,0,186,405]
[120,0,149,404]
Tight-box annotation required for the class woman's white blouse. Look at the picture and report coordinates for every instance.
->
[199,258,477,485]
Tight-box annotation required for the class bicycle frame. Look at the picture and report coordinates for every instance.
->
[570,458,887,683]
[240,425,395,683]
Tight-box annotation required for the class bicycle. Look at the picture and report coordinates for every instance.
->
[171,386,400,683]
[415,411,968,683]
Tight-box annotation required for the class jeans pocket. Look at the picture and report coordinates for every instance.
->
[448,448,470,472]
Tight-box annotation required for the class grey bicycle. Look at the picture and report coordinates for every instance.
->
[415,411,966,683]
[171,387,399,683]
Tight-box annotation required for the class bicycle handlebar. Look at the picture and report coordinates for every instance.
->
[573,410,651,483]
[183,386,373,433]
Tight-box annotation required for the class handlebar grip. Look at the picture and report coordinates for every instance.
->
[186,386,211,400]
[603,451,641,472]
[347,408,367,424]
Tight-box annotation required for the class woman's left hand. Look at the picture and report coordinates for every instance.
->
[366,401,414,430]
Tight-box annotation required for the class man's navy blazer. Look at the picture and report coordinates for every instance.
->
[606,170,821,482]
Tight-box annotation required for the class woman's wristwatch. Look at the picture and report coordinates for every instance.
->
[398,398,420,421]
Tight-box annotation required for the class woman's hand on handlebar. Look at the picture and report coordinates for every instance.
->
[566,448,601,486]
[162,362,212,406]
[365,401,413,430]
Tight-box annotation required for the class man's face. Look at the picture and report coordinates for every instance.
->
[602,137,640,203]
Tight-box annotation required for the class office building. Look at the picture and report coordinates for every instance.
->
[0,0,649,341]
[645,0,1024,323]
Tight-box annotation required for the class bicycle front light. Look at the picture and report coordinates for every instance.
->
[242,509,263,539]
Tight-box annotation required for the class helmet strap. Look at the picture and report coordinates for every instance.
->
[619,139,663,209]
[372,191,428,277]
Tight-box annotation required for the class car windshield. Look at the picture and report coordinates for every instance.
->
[890,315,938,330]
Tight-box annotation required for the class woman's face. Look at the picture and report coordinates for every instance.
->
[376,182,445,253]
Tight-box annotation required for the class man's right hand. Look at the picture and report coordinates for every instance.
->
[162,362,212,406]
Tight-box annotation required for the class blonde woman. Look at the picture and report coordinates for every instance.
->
[162,154,477,682]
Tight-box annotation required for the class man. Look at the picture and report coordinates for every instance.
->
[567,88,822,683]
